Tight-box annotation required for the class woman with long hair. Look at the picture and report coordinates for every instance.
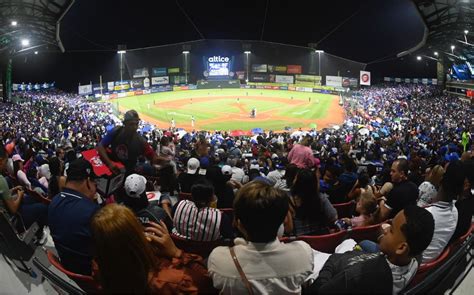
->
[289,169,337,236]
[48,156,66,198]
[91,204,213,294]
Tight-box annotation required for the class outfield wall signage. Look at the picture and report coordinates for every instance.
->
[152,67,167,76]
[405,78,411,83]
[131,79,144,88]
[251,73,269,82]
[268,65,287,73]
[287,65,302,74]
[78,84,93,95]
[326,75,342,87]
[168,67,180,74]
[295,74,321,83]
[395,78,401,83]
[252,64,268,73]
[133,67,149,78]
[275,75,294,84]
[151,76,169,85]
[422,78,428,85]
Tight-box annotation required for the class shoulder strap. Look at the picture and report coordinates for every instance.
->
[229,247,254,295]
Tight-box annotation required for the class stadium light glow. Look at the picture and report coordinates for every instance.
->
[451,45,455,50]
[434,51,438,56]
[21,39,30,46]
[315,50,324,53]
[416,56,422,60]
[465,30,469,35]
[117,50,126,54]
[182,50,190,54]
[11,21,17,26]
[34,51,38,55]
[244,51,251,54]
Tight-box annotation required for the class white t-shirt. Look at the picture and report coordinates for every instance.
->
[422,201,458,263]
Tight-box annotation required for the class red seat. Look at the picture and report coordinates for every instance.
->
[26,188,51,205]
[282,230,348,253]
[349,223,382,243]
[409,247,451,286]
[333,201,355,218]
[170,233,233,258]
[46,250,101,293]
[449,223,473,249]
[178,192,192,202]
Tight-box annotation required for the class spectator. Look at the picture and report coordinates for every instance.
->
[422,161,463,263]
[417,165,444,207]
[341,190,378,227]
[309,206,435,294]
[48,158,100,275]
[287,135,316,169]
[208,181,314,294]
[177,157,203,193]
[12,154,32,190]
[48,156,66,198]
[450,159,474,242]
[373,159,419,223]
[97,110,166,175]
[91,204,214,293]
[173,179,233,241]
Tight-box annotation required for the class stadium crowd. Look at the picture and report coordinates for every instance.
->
[0,84,473,294]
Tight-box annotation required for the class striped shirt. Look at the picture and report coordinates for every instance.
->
[172,200,222,241]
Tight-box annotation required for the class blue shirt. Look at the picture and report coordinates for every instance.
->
[48,188,99,275]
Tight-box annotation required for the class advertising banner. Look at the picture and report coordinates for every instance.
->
[413,78,419,83]
[360,70,371,86]
[384,77,391,82]
[275,75,294,84]
[236,71,245,80]
[287,65,302,74]
[251,74,269,82]
[252,64,268,73]
[395,78,401,83]
[405,78,411,83]
[326,76,342,87]
[432,79,438,85]
[422,78,428,85]
[152,67,167,76]
[171,75,186,84]
[268,65,287,73]
[151,76,170,85]
[295,74,321,83]
[131,79,144,89]
[168,67,180,74]
[107,82,115,91]
[133,67,149,78]
[78,84,93,95]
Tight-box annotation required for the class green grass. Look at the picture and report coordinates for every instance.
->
[114,88,337,130]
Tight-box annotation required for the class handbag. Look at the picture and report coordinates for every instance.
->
[229,246,254,295]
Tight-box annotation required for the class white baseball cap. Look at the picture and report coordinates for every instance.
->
[221,165,233,175]
[124,174,147,198]
[187,157,200,174]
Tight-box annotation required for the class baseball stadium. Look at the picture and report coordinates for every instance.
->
[1,1,474,295]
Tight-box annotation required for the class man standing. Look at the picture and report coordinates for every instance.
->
[287,135,317,169]
[97,110,166,175]
[191,115,195,128]
[48,158,100,275]
[171,118,175,129]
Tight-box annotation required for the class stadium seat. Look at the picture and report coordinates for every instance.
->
[409,247,451,286]
[46,250,101,293]
[333,201,355,218]
[170,233,233,258]
[178,192,192,202]
[33,256,86,295]
[449,223,473,249]
[281,230,348,253]
[25,188,51,205]
[348,223,382,243]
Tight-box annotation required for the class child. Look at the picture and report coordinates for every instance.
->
[341,190,377,227]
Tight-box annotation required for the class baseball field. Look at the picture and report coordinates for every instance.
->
[113,88,345,132]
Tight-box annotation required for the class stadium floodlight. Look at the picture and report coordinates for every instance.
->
[434,51,438,56]
[244,51,251,54]
[182,50,190,54]
[21,39,30,46]
[11,21,17,26]
[451,45,455,50]
[34,51,38,55]
[315,50,324,53]
[416,56,422,60]
[117,50,126,54]
[465,30,469,35]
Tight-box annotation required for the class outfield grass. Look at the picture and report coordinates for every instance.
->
[114,88,337,130]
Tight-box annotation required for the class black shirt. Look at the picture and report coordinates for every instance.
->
[386,180,419,218]
[178,173,204,193]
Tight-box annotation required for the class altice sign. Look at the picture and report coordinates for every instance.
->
[208,56,230,62]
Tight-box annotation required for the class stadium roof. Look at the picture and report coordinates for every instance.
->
[0,0,74,57]
[410,0,474,63]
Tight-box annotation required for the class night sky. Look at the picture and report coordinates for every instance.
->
[11,0,434,91]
